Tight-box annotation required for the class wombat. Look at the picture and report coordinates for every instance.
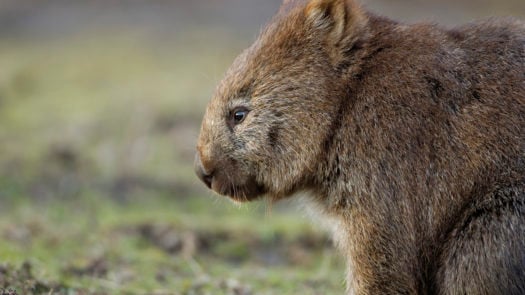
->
[194,0,525,293]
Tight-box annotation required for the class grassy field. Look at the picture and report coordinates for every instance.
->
[0,33,344,294]
[0,196,344,294]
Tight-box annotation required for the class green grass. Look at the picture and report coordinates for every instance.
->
[0,196,345,294]
[0,32,345,294]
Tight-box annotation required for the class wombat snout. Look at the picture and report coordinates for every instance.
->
[194,154,213,189]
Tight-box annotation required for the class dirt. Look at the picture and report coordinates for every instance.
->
[134,222,332,267]
[0,262,72,295]
[0,222,333,294]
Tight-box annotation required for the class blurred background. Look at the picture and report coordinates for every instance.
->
[0,0,524,294]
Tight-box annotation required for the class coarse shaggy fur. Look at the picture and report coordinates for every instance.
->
[195,0,525,294]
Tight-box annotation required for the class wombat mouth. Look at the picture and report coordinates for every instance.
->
[214,177,267,202]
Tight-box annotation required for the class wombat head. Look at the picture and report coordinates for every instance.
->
[195,0,368,202]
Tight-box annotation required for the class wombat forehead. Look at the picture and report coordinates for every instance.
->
[215,52,300,103]
[214,73,254,105]
[211,12,311,106]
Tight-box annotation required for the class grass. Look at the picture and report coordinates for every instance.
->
[0,196,345,294]
[0,31,345,294]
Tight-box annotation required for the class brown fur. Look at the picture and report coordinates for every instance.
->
[195,0,525,294]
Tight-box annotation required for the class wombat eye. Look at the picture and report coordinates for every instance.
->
[232,108,249,125]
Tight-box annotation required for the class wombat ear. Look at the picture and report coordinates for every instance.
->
[305,0,368,59]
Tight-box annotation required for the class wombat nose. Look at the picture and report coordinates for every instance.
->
[194,154,213,189]
[198,169,213,189]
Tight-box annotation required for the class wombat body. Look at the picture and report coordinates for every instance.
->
[195,0,525,293]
